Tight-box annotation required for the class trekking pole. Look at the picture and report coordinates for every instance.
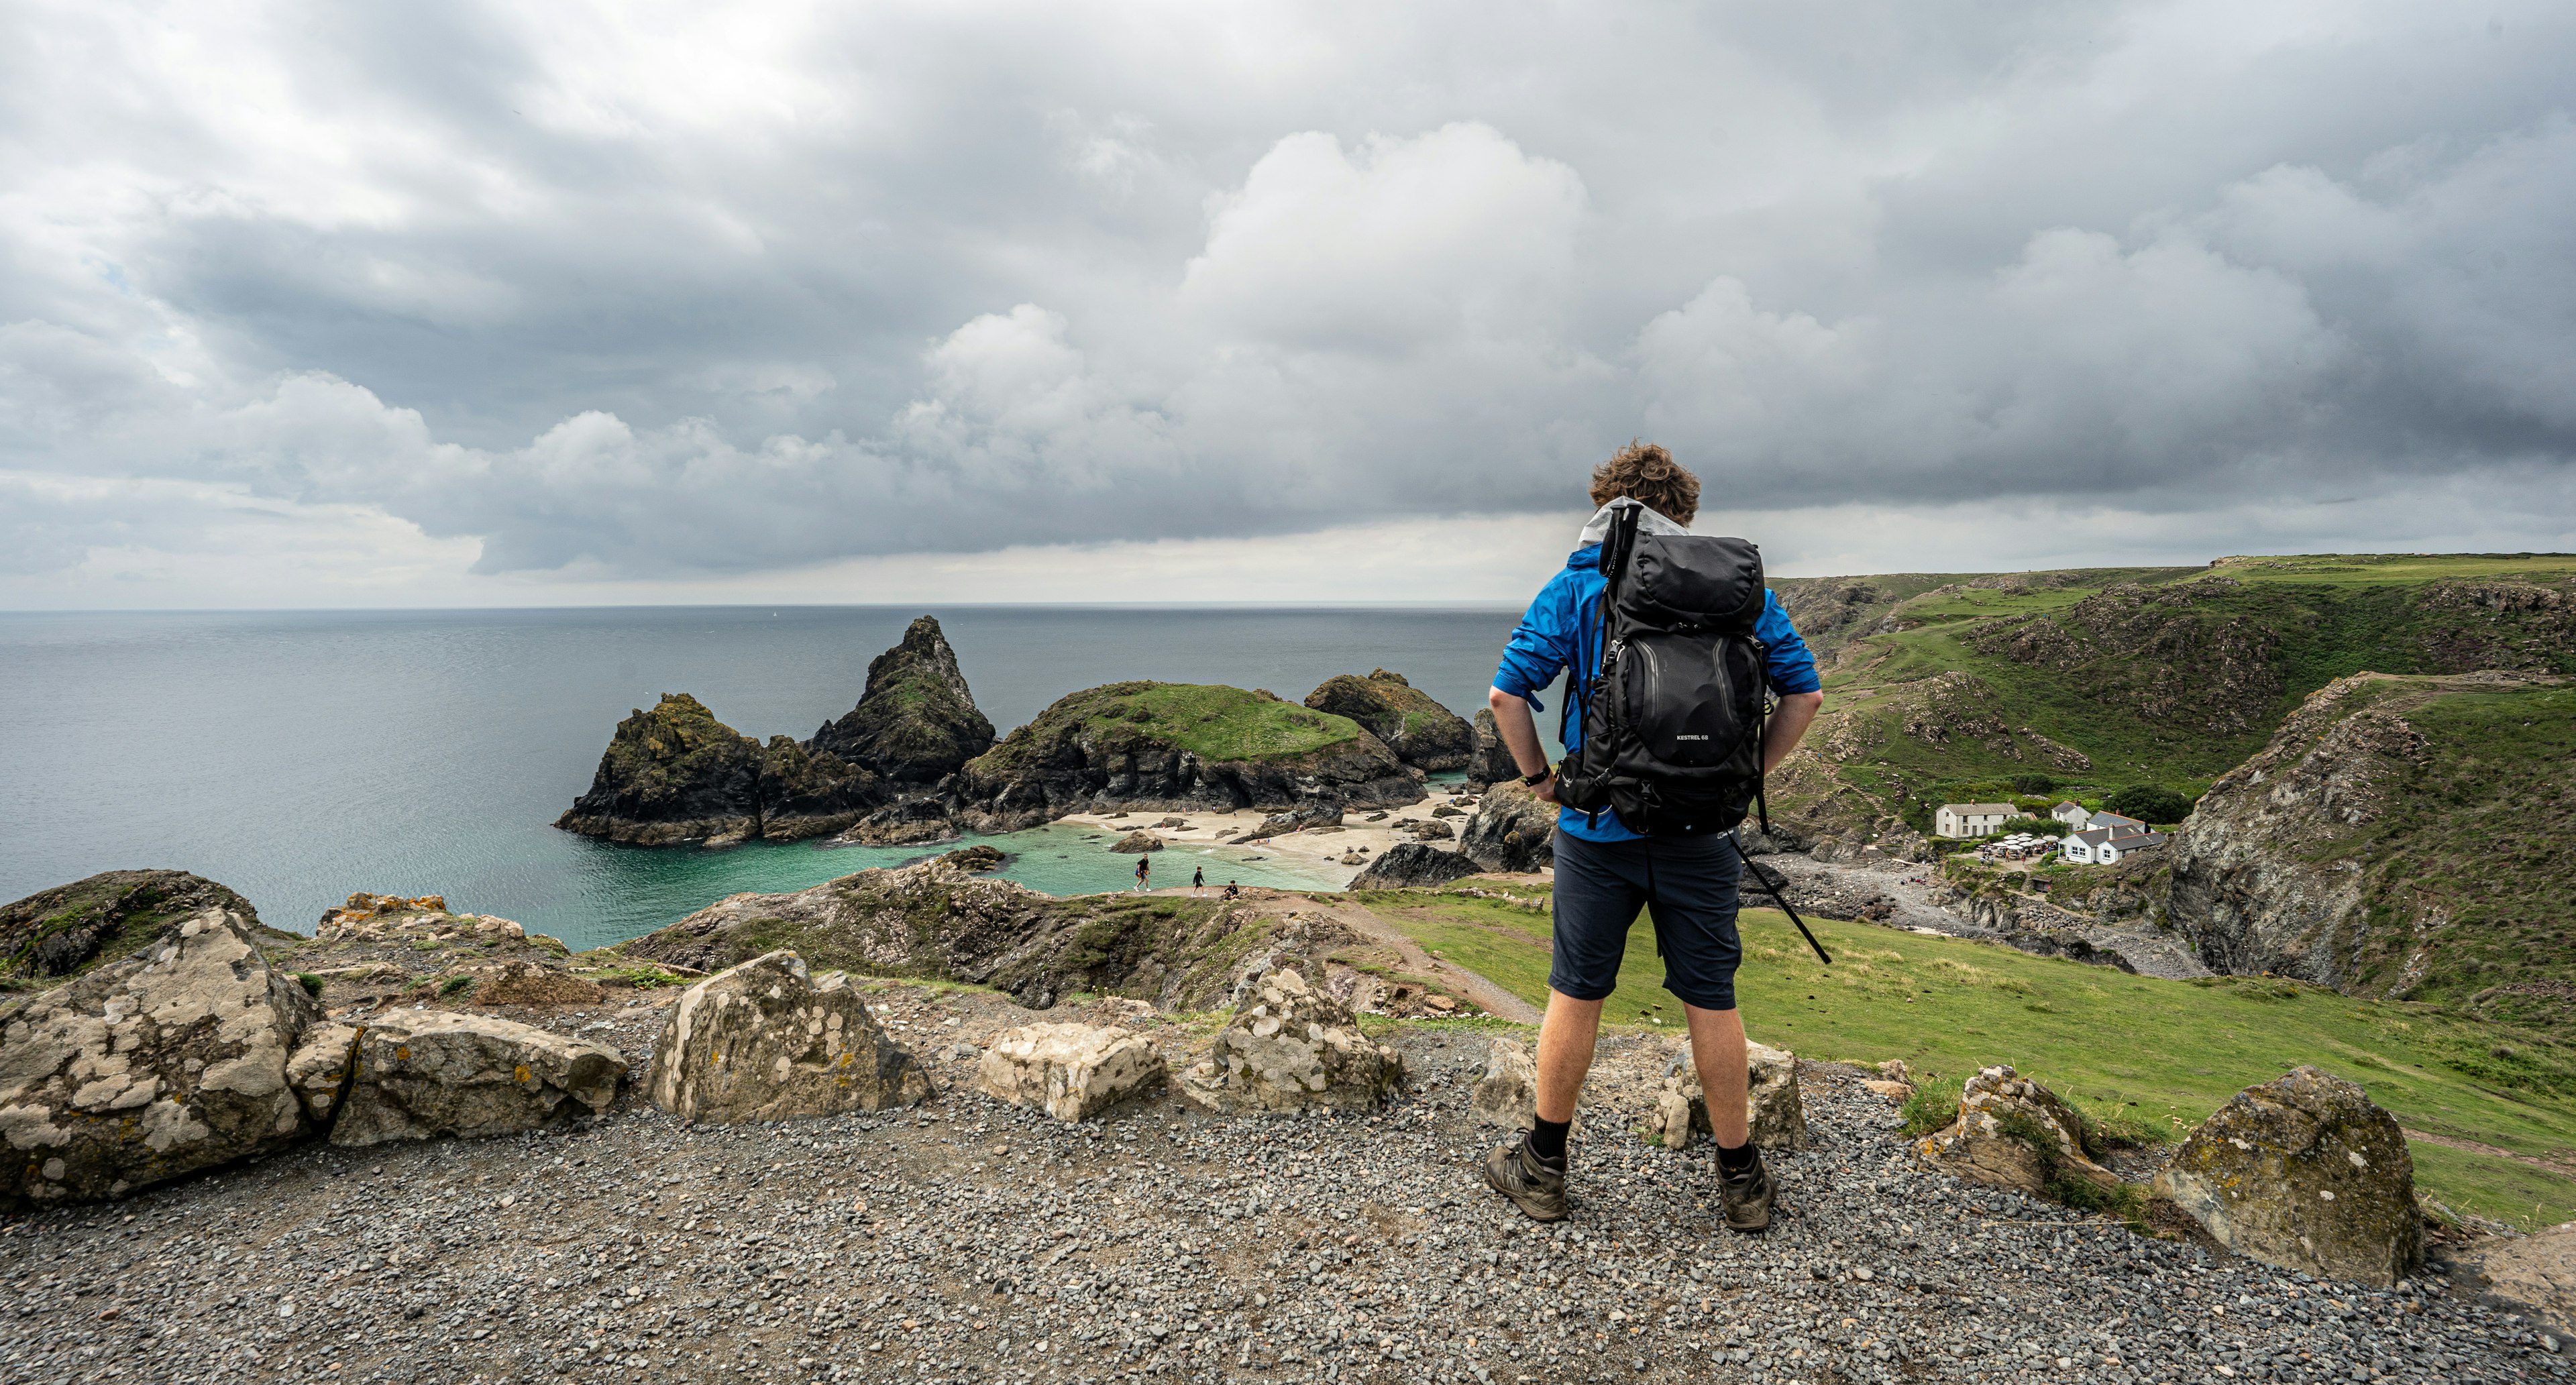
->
[1731,830,1831,965]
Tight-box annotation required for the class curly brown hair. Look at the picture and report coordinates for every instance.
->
[1588,441,1700,527]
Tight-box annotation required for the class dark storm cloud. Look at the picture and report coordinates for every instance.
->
[3,0,2572,584]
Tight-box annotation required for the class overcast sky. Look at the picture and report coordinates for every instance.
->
[3,1,2573,607]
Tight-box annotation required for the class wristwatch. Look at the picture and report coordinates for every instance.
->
[1520,767,1552,787]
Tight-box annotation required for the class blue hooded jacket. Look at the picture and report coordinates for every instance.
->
[1492,543,1820,843]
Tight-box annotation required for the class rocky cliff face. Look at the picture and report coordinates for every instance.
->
[557,616,992,846]
[808,615,996,783]
[555,693,881,845]
[1301,670,1473,771]
[2166,670,2576,1020]
[1462,708,1517,787]
[945,682,1422,832]
[614,857,1299,1011]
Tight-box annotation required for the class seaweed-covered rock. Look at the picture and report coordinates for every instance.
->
[297,1013,624,1147]
[1175,966,1403,1115]
[1,871,278,986]
[0,909,321,1207]
[1915,1064,2117,1197]
[975,1023,1167,1121]
[2151,1066,2421,1285]
[1459,781,1556,872]
[644,951,930,1123]
[1652,1042,1807,1152]
[1302,670,1474,771]
[1348,843,1480,889]
[809,615,996,783]
[1254,803,1343,837]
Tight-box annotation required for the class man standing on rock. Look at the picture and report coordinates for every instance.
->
[1479,441,1823,1233]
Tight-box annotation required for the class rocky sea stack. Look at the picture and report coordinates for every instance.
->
[1300,669,1474,771]
[947,681,1424,832]
[555,616,992,846]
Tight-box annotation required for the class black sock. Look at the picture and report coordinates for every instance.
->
[1716,1139,1758,1173]
[1527,1117,1570,1164]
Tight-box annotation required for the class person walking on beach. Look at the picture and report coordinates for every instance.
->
[1134,856,1151,893]
[1478,441,1824,1235]
[1192,865,1205,895]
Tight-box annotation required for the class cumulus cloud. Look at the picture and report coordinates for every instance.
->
[2,0,2573,600]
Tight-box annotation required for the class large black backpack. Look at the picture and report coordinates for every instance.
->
[1554,501,1773,837]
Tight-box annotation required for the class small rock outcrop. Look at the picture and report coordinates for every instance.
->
[1301,670,1475,771]
[1255,803,1344,837]
[1463,708,1517,788]
[2151,1066,2422,1285]
[1470,1037,1538,1127]
[1,870,282,986]
[1177,967,1404,1115]
[288,1013,623,1147]
[1348,843,1481,889]
[975,1023,1167,1121]
[0,909,321,1207]
[2466,1222,2576,1329]
[645,951,930,1123]
[1108,831,1165,854]
[1915,1064,2118,1198]
[808,615,996,784]
[1652,1042,1807,1152]
[1458,780,1556,873]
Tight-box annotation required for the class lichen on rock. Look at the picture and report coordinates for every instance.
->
[644,950,930,1123]
[1176,966,1403,1115]
[1914,1064,2118,1200]
[2151,1065,2421,1286]
[1652,1042,1806,1152]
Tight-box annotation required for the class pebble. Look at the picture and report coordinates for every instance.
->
[1,988,2565,1385]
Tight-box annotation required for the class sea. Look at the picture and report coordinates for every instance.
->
[0,607,1569,952]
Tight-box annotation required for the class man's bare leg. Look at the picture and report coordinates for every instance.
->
[1535,991,1607,1123]
[1682,1002,1750,1147]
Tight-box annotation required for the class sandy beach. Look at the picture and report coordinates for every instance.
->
[1056,789,1493,889]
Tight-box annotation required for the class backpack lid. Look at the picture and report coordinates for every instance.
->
[1613,532,1765,632]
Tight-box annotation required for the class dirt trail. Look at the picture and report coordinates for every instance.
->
[1307,895,1547,1025]
[2404,1127,2576,1180]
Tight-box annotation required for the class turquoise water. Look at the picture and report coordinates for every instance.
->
[0,607,1555,951]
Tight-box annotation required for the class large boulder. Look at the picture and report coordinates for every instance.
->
[645,951,930,1123]
[2466,1223,2576,1329]
[1177,967,1403,1115]
[1463,709,1518,789]
[2150,1066,2422,1285]
[1350,843,1480,890]
[1108,830,1165,854]
[1301,671,1474,771]
[1470,1037,1538,1127]
[808,615,996,784]
[975,1023,1167,1121]
[1255,803,1344,837]
[1458,780,1556,873]
[0,909,321,1207]
[1652,1042,1807,1152]
[287,1013,623,1147]
[0,871,276,986]
[1915,1064,2119,1197]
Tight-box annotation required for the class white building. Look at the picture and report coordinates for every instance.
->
[1935,802,2014,838]
[2051,801,2090,829]
[2088,810,2149,834]
[2060,827,2170,865]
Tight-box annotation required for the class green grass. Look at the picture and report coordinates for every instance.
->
[1358,896,2576,1225]
[972,681,1366,769]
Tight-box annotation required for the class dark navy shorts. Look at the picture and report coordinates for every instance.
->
[1547,830,1745,1011]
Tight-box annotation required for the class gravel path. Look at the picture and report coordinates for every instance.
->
[3,988,2561,1385]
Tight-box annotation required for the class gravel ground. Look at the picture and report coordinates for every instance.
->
[3,986,2565,1385]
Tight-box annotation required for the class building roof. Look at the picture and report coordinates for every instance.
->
[2067,828,2114,846]
[1941,802,2015,816]
[2089,810,2148,830]
[2106,831,2167,848]
[2053,800,2084,812]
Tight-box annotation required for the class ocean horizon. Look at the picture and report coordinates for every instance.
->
[0,605,1564,952]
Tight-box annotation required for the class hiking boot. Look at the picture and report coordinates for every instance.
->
[1483,1133,1568,1222]
[1717,1148,1774,1233]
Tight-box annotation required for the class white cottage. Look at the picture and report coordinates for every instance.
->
[2060,828,2169,865]
[2051,801,2090,829]
[1935,803,2014,838]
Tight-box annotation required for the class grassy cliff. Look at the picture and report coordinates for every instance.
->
[1778,553,2576,837]
[969,681,1368,773]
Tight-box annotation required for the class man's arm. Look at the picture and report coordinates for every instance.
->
[1762,691,1823,774]
[1487,687,1560,802]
